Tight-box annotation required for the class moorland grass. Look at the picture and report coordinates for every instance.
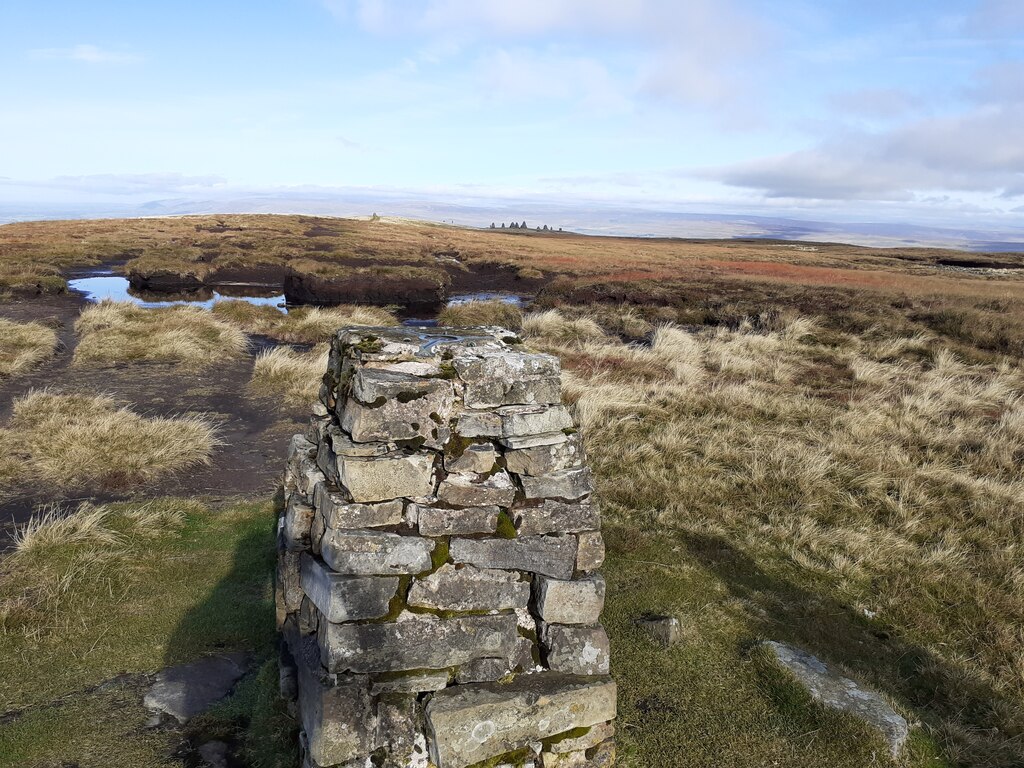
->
[74,300,248,368]
[436,299,524,329]
[212,300,396,343]
[0,318,58,378]
[0,390,219,492]
[525,308,1023,767]
[250,344,330,406]
[0,497,291,768]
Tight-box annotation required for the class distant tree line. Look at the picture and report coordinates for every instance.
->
[489,222,563,232]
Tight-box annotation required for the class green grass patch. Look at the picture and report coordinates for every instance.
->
[0,497,291,767]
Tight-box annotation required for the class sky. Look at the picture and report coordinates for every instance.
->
[2,0,1024,228]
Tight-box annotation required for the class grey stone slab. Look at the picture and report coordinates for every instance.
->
[450,536,578,579]
[437,471,516,508]
[370,670,451,696]
[328,426,396,458]
[546,722,615,754]
[497,405,574,438]
[350,367,448,404]
[456,410,503,438]
[143,653,250,723]
[282,495,315,550]
[453,350,561,409]
[341,373,455,448]
[300,554,399,623]
[575,531,605,572]
[320,529,434,575]
[512,499,600,536]
[277,550,303,619]
[635,615,681,646]
[414,504,500,536]
[374,694,430,768]
[423,674,617,768]
[337,452,436,503]
[761,641,909,757]
[319,612,519,674]
[542,624,611,676]
[504,433,584,477]
[498,432,569,450]
[444,442,498,475]
[535,575,605,625]
[455,657,510,684]
[294,636,376,767]
[314,483,405,529]
[518,468,593,501]
[407,564,530,612]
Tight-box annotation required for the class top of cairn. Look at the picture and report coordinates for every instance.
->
[336,325,524,360]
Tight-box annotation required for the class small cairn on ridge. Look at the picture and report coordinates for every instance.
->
[278,326,616,768]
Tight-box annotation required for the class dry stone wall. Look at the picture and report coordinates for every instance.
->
[277,326,616,768]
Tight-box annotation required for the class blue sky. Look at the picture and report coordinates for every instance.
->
[2,1,1023,226]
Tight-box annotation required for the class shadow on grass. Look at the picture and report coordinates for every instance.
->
[679,531,1019,768]
[161,492,297,768]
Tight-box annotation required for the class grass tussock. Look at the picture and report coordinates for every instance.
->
[0,318,58,378]
[250,344,330,406]
[74,300,248,368]
[525,307,1024,766]
[0,390,220,492]
[212,300,396,343]
[436,299,524,330]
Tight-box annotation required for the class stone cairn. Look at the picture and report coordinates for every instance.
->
[277,326,616,768]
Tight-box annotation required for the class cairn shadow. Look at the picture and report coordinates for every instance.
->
[677,531,1020,768]
[159,491,294,766]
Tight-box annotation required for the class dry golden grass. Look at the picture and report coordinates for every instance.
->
[0,390,220,492]
[0,318,58,378]
[212,300,396,343]
[525,308,1024,765]
[436,299,524,329]
[250,344,330,406]
[73,300,248,368]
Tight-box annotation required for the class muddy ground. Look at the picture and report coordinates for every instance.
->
[0,291,309,545]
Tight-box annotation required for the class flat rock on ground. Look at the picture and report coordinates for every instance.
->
[761,641,909,757]
[143,653,250,723]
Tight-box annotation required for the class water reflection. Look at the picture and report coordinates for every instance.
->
[68,276,287,312]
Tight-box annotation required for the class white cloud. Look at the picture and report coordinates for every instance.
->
[30,44,141,65]
[702,104,1024,200]
[827,88,922,119]
[964,0,1024,38]
[1,173,227,196]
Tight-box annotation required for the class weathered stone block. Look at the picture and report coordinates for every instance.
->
[277,550,303,622]
[424,674,617,768]
[542,625,611,676]
[414,504,500,536]
[295,637,376,767]
[444,442,498,475]
[314,483,405,529]
[370,671,451,696]
[374,694,430,768]
[450,536,577,579]
[500,432,569,450]
[635,615,681,646]
[535,575,605,625]
[504,433,584,477]
[498,405,574,438]
[320,612,518,673]
[455,657,510,684]
[453,351,561,409]
[328,426,396,458]
[513,499,600,536]
[364,359,442,377]
[546,722,615,754]
[575,532,605,572]
[457,410,503,438]
[407,564,529,612]
[342,371,455,448]
[337,452,436,503]
[283,495,316,550]
[437,471,516,508]
[320,529,434,575]
[519,468,593,501]
[300,554,399,622]
[310,512,326,556]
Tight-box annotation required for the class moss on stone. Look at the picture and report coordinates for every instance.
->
[495,511,518,539]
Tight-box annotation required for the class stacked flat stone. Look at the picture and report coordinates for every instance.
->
[277,326,616,768]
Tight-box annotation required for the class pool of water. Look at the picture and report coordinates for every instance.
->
[447,292,526,307]
[68,276,287,312]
